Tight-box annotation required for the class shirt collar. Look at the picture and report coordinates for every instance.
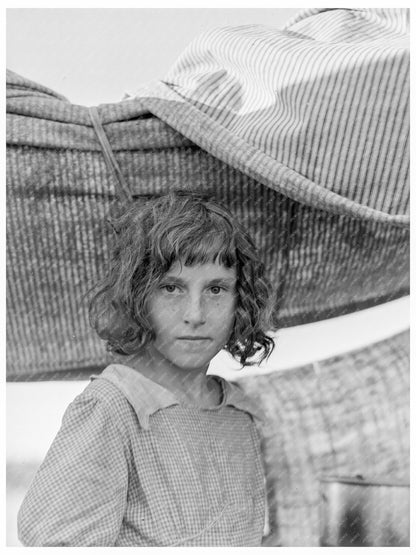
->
[91,363,263,430]
[225,379,264,424]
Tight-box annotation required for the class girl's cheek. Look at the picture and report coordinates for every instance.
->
[151,297,181,322]
[209,297,236,317]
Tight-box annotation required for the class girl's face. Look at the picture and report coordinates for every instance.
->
[147,260,237,372]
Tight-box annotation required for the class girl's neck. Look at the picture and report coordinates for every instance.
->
[124,347,220,408]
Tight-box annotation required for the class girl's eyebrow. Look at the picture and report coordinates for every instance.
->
[161,276,236,286]
[159,276,184,284]
[206,278,237,286]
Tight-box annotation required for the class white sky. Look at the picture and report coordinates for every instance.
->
[6,8,298,105]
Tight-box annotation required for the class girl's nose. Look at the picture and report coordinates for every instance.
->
[183,294,206,326]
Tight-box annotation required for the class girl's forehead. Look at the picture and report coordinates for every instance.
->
[165,260,237,281]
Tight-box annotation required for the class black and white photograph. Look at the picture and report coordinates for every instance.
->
[6,6,410,548]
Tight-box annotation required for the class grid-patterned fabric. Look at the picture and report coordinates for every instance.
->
[17,366,266,546]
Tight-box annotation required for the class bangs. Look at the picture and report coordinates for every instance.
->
[152,211,237,270]
[178,229,237,267]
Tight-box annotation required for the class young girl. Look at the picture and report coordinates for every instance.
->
[17,190,275,546]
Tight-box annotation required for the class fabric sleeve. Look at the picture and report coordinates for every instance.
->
[17,393,129,546]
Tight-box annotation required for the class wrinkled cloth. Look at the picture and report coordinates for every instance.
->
[17,365,266,546]
[136,8,409,225]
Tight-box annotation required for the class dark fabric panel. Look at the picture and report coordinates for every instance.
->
[6,139,409,379]
[239,331,409,546]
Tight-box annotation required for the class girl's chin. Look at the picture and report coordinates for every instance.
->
[169,357,211,372]
[147,342,220,372]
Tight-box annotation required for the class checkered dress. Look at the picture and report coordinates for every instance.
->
[17,365,266,546]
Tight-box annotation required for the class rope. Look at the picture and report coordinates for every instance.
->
[88,106,132,207]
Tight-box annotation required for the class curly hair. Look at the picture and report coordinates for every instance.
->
[89,190,276,366]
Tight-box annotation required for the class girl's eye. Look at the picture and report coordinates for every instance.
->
[161,284,179,293]
[209,286,223,295]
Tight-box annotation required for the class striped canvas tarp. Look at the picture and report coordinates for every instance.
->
[6,7,409,379]
[135,8,409,225]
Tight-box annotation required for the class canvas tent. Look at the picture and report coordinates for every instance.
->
[6,8,409,546]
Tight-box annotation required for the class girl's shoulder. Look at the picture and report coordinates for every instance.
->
[85,364,179,430]
[69,370,140,435]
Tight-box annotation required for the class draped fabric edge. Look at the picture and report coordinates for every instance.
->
[133,81,409,228]
[6,68,409,228]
